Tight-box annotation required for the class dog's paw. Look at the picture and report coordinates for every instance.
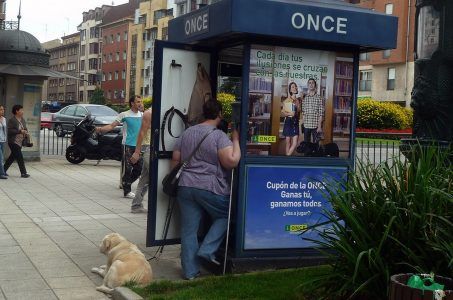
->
[91,267,105,277]
[96,285,114,294]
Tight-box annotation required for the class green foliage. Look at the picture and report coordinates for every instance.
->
[130,267,330,299]
[357,99,413,130]
[90,87,106,105]
[107,104,129,113]
[303,146,453,299]
[217,92,235,123]
[218,77,241,97]
[142,97,152,110]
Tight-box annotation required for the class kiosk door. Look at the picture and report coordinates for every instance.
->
[147,40,215,247]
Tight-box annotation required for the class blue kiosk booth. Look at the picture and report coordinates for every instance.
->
[147,0,398,271]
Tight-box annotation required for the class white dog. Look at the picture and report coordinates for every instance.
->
[91,233,153,294]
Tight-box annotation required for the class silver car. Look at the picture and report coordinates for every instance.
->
[53,104,121,137]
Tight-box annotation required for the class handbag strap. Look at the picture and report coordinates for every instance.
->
[181,127,216,168]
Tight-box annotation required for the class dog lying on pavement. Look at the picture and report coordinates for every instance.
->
[91,232,153,294]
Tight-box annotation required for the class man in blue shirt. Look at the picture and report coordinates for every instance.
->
[97,95,143,198]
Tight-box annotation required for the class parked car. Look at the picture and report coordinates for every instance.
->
[52,104,121,137]
[41,112,54,129]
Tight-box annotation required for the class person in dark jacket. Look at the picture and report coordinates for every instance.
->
[4,105,30,178]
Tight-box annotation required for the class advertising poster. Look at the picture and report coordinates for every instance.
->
[243,165,347,250]
[22,84,41,152]
[247,45,354,158]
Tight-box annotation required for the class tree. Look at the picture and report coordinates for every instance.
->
[90,87,106,105]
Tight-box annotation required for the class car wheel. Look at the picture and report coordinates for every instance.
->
[54,124,65,137]
[65,146,85,164]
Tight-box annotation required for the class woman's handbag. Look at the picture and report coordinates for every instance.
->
[162,162,184,197]
[22,133,33,147]
[161,128,216,197]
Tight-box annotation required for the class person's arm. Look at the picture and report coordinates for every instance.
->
[131,109,151,164]
[218,129,241,170]
[7,118,23,135]
[95,120,120,134]
[317,98,325,132]
[171,150,181,168]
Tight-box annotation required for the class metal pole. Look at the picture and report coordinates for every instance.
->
[223,169,234,275]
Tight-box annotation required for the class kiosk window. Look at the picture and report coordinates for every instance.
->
[247,45,354,159]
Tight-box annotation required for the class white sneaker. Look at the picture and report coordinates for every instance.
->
[124,192,135,199]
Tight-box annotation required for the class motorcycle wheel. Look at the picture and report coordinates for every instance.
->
[66,147,85,164]
[54,124,65,137]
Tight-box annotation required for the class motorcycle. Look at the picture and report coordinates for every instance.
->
[65,115,122,164]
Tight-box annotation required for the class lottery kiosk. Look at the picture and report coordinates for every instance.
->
[147,0,398,271]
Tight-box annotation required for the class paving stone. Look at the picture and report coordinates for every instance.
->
[0,278,50,294]
[46,276,96,289]
[38,265,86,278]
[2,289,58,300]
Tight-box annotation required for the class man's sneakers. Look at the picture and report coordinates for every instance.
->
[131,207,148,214]
[124,192,135,199]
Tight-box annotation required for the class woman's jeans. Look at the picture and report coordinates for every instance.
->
[177,186,229,279]
[4,143,27,175]
[0,142,5,175]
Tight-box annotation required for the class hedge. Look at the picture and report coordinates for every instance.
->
[357,98,413,130]
[217,92,235,123]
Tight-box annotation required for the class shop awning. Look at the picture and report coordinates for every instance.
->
[0,64,80,79]
[168,0,398,51]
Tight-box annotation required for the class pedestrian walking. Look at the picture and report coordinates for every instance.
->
[130,107,152,213]
[96,95,143,198]
[4,104,30,178]
[0,105,8,179]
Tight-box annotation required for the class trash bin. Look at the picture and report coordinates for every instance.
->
[389,273,453,300]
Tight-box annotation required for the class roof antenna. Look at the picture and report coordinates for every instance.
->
[17,0,22,30]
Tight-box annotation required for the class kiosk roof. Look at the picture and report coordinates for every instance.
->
[168,0,398,51]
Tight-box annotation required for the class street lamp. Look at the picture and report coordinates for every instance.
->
[402,0,452,154]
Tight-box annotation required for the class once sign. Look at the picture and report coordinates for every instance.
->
[184,10,209,37]
[291,12,348,35]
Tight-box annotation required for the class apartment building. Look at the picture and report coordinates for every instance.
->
[0,0,5,27]
[43,33,81,103]
[100,1,139,104]
[130,0,173,98]
[78,6,112,103]
[173,0,222,17]
[350,0,416,107]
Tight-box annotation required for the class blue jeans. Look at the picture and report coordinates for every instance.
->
[177,186,229,279]
[0,142,5,175]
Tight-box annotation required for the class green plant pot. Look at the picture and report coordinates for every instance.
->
[389,273,453,300]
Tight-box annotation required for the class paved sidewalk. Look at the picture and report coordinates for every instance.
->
[0,157,182,300]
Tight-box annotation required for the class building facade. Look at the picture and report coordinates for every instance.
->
[134,0,173,98]
[78,6,113,103]
[0,0,5,26]
[350,0,416,107]
[100,19,132,104]
[43,33,80,103]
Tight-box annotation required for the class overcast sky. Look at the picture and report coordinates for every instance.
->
[5,0,129,43]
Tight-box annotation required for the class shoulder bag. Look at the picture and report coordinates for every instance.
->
[22,133,33,147]
[162,128,216,197]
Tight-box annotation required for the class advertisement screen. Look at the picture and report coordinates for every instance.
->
[247,45,354,158]
[244,165,347,250]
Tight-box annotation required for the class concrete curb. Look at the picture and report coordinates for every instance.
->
[112,287,144,300]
